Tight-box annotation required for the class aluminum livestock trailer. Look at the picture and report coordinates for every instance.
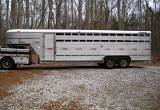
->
[4,29,151,69]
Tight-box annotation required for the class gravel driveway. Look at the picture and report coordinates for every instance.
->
[0,66,160,110]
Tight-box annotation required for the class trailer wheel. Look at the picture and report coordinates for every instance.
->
[118,58,130,68]
[104,58,115,69]
[1,57,16,70]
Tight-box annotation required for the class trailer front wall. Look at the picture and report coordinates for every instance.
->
[7,32,43,59]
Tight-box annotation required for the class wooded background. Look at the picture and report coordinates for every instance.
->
[0,0,160,62]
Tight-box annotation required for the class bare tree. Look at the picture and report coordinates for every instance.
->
[137,0,142,30]
[31,0,36,28]
[85,0,89,29]
[78,0,82,29]
[121,0,126,29]
[6,0,9,30]
[17,0,23,28]
[39,0,46,28]
[48,0,53,29]
[56,0,62,29]
[0,0,4,32]
[117,0,122,29]
[10,0,17,29]
[90,0,94,29]
[105,0,110,29]
[60,0,68,29]
[0,0,2,32]
[0,0,5,46]
[25,0,30,28]
[71,0,74,29]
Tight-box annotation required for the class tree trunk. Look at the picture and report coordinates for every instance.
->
[48,0,53,29]
[17,0,23,28]
[94,0,97,29]
[105,0,109,29]
[85,0,89,29]
[0,1,3,34]
[63,0,68,29]
[78,0,82,29]
[0,0,2,31]
[11,0,17,29]
[6,0,9,30]
[39,0,46,29]
[117,0,122,30]
[25,0,30,28]
[90,0,94,29]
[121,0,126,29]
[138,0,142,30]
[71,0,74,29]
[56,0,62,29]
[0,0,5,46]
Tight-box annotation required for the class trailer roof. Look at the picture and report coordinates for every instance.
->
[7,29,151,34]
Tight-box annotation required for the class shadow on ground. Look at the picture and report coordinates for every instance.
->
[15,65,144,70]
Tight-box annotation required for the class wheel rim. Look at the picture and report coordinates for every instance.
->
[2,60,12,69]
[120,59,128,67]
[107,59,114,68]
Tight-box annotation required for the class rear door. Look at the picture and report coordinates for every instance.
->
[44,34,55,61]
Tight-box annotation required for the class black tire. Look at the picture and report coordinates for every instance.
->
[118,58,130,68]
[1,57,16,70]
[104,58,115,69]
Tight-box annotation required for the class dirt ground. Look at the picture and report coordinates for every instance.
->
[0,69,46,97]
[0,64,160,110]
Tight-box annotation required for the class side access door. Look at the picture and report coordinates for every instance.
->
[44,34,55,61]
